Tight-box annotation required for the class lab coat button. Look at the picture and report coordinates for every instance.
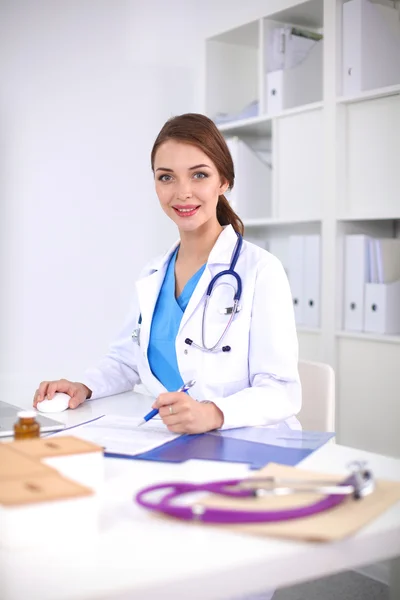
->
[184,349,188,355]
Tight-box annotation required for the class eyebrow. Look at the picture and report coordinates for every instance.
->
[155,164,212,172]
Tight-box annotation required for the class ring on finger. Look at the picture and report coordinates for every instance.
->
[168,405,174,416]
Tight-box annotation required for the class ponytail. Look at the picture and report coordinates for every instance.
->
[217,195,244,235]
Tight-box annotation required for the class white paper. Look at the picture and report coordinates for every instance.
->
[53,415,179,456]
[268,27,318,72]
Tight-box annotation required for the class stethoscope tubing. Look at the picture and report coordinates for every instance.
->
[132,233,244,353]
[135,474,362,524]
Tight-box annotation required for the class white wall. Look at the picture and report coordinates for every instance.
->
[0,0,281,400]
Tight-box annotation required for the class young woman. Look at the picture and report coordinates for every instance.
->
[34,113,301,433]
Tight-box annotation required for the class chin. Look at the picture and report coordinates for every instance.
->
[176,218,205,233]
[167,210,205,233]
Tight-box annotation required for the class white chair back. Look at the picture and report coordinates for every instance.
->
[297,360,335,432]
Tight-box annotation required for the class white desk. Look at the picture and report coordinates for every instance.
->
[1,391,400,600]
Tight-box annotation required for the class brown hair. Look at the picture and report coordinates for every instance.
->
[150,113,244,235]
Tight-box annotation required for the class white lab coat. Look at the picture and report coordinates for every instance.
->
[82,225,301,429]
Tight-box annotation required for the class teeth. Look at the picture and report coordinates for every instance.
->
[177,207,197,212]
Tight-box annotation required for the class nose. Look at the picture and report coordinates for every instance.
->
[176,181,193,200]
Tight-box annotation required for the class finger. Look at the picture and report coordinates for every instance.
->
[47,379,72,400]
[158,404,184,419]
[46,381,61,400]
[159,412,184,426]
[33,389,41,407]
[153,392,185,409]
[68,390,85,409]
[36,381,50,404]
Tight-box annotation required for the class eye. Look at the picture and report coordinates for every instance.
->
[193,172,208,180]
[158,174,172,182]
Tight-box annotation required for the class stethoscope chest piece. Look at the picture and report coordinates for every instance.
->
[132,314,143,346]
[132,328,140,346]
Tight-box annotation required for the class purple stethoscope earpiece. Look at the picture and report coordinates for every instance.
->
[135,461,374,524]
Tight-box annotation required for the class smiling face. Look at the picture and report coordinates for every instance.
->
[154,140,229,234]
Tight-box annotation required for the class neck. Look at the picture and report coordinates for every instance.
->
[178,220,224,264]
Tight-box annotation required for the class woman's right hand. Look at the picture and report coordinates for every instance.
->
[33,379,92,410]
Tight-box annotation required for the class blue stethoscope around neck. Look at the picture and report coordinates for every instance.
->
[132,233,243,353]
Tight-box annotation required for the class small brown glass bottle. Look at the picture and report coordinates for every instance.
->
[14,411,40,440]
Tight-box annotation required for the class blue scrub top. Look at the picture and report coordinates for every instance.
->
[147,247,206,392]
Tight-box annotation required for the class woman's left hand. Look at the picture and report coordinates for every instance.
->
[152,393,224,434]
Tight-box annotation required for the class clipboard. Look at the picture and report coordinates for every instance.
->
[52,416,334,470]
[130,428,335,470]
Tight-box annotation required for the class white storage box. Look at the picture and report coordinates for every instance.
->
[0,472,98,548]
[363,280,400,334]
[0,444,55,481]
[7,436,104,492]
[266,40,322,114]
[342,0,400,96]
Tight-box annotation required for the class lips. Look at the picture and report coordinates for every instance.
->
[172,205,200,218]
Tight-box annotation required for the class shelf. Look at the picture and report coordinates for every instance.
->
[269,0,323,29]
[210,20,258,47]
[337,83,400,105]
[272,101,323,119]
[337,216,400,222]
[336,331,400,345]
[297,326,322,335]
[217,102,323,137]
[218,115,272,137]
[243,217,321,227]
[203,0,400,487]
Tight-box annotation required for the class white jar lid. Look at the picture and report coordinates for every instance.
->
[17,410,37,419]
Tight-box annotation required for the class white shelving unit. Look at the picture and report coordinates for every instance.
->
[204,0,400,459]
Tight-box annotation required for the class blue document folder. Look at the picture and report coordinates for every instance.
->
[109,428,334,470]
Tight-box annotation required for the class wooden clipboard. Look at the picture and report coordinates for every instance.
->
[200,462,400,542]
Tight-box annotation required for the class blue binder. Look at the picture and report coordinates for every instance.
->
[106,428,334,470]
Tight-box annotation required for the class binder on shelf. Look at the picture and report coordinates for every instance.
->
[343,235,371,332]
[265,37,322,114]
[368,237,378,284]
[266,70,285,115]
[225,137,271,220]
[342,0,400,97]
[303,234,321,328]
[267,237,289,276]
[288,235,305,325]
[363,280,400,335]
[374,238,400,284]
[268,26,322,72]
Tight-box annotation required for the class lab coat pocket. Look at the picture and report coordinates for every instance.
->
[202,281,241,345]
[201,315,249,384]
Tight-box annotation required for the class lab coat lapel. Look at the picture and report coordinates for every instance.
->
[178,268,212,333]
[135,240,179,355]
[135,269,165,354]
[178,226,239,333]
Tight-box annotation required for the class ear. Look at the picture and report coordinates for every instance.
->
[219,179,229,195]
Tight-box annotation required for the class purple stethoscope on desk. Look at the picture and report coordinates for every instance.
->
[135,462,374,524]
[132,233,243,353]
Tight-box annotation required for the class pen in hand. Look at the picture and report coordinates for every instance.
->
[137,379,196,427]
